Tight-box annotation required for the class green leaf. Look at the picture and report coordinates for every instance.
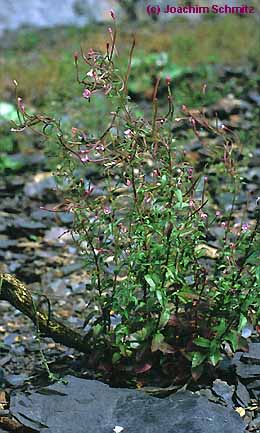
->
[209,351,222,366]
[175,189,183,205]
[191,352,207,368]
[158,309,170,329]
[215,318,226,336]
[238,314,248,332]
[151,332,164,352]
[156,290,164,305]
[225,330,239,352]
[161,174,168,186]
[144,274,156,290]
[93,324,102,336]
[112,352,121,364]
[194,337,211,348]
[255,265,260,283]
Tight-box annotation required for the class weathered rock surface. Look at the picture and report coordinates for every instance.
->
[231,344,260,380]
[10,375,245,433]
[0,0,111,35]
[0,0,250,36]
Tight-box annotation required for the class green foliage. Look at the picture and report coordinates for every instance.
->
[12,21,260,383]
[0,155,23,173]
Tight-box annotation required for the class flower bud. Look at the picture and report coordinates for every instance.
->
[110,9,116,20]
[17,97,25,113]
[166,75,171,86]
[82,89,92,99]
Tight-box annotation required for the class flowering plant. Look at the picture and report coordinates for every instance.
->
[12,15,260,382]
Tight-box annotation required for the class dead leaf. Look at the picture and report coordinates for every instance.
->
[235,407,246,417]
[195,243,219,259]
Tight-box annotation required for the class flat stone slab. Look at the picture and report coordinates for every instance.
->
[240,343,260,364]
[231,343,260,380]
[10,375,245,433]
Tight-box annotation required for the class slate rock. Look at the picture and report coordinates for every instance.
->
[248,415,260,431]
[0,0,111,36]
[0,239,17,249]
[44,227,72,243]
[240,343,260,365]
[8,217,46,230]
[208,95,251,118]
[10,375,245,433]
[0,217,7,232]
[251,389,260,401]
[247,380,260,390]
[0,368,5,386]
[212,379,234,407]
[24,173,56,198]
[235,380,251,408]
[5,374,28,387]
[248,91,260,106]
[232,343,260,381]
[235,363,260,381]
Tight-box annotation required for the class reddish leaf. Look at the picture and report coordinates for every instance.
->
[191,364,204,381]
[237,336,249,352]
[168,315,179,327]
[135,363,153,374]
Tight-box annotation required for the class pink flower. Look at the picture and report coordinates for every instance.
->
[118,223,128,233]
[17,97,25,113]
[215,210,221,217]
[87,48,94,57]
[166,76,171,86]
[152,169,160,178]
[84,187,94,197]
[87,69,94,77]
[144,195,151,204]
[82,89,92,99]
[110,9,116,20]
[74,51,78,64]
[242,223,249,232]
[103,84,112,95]
[96,144,104,151]
[103,206,112,215]
[200,212,208,220]
[95,248,108,255]
[80,155,89,163]
[124,129,132,137]
[189,199,195,208]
